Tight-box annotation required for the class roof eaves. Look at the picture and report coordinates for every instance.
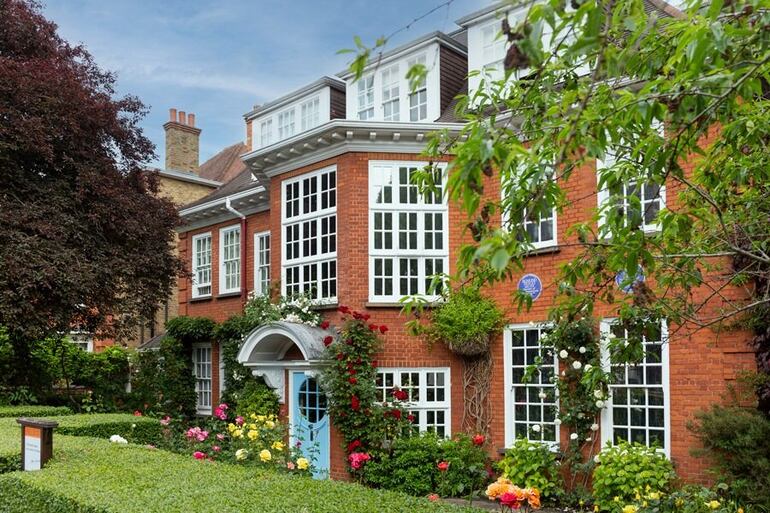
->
[244,76,346,121]
[155,168,222,187]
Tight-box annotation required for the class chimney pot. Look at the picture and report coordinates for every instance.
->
[169,108,177,122]
[178,111,187,125]
[188,113,195,127]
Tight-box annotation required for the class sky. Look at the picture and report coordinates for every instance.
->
[41,0,487,168]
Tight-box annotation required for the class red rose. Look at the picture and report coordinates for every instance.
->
[392,389,408,401]
[133,410,143,417]
[437,461,449,472]
[379,325,389,334]
[371,360,378,368]
[368,323,378,331]
[407,414,415,422]
[391,409,402,420]
[338,305,350,314]
[320,320,330,329]
[348,368,357,375]
[428,494,440,502]
[348,377,357,385]
[346,338,354,345]
[351,395,360,411]
[472,434,485,446]
[336,353,344,360]
[352,311,362,320]
[347,439,362,452]
[323,335,334,347]
[362,313,371,321]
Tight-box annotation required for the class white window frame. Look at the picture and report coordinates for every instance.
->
[357,75,375,120]
[407,54,428,122]
[191,232,212,298]
[277,109,295,140]
[599,319,671,456]
[281,165,337,302]
[300,96,321,132]
[376,367,451,437]
[503,324,560,448]
[481,21,506,71]
[381,64,400,121]
[368,161,449,303]
[254,231,271,297]
[219,225,241,295]
[260,119,273,148]
[192,343,213,415]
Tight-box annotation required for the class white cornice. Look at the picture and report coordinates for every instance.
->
[241,119,464,178]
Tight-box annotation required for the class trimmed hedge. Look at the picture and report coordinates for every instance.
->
[0,405,72,418]
[0,436,481,513]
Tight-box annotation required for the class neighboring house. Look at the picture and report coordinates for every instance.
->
[174,2,755,482]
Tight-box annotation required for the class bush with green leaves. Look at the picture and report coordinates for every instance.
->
[0,405,72,417]
[497,438,563,500]
[689,405,770,510]
[408,287,504,357]
[233,379,280,418]
[632,484,746,513]
[592,442,676,511]
[0,434,480,513]
[363,432,491,499]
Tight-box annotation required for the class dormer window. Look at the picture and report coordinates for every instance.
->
[300,97,321,131]
[381,64,400,121]
[407,54,427,121]
[278,109,295,139]
[357,75,375,120]
[481,22,506,70]
[260,119,273,147]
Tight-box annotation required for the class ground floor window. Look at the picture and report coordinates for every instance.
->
[504,325,559,446]
[192,343,212,414]
[376,367,450,437]
[600,319,670,454]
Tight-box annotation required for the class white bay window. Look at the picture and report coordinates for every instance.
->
[282,166,337,301]
[369,161,448,302]
[219,225,240,294]
[191,232,212,298]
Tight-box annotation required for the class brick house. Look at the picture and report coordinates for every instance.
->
[175,2,756,481]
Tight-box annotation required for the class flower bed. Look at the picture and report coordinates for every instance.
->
[0,434,483,513]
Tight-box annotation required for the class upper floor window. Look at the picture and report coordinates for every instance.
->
[481,22,506,69]
[376,368,451,437]
[600,320,669,454]
[502,166,558,249]
[260,119,273,148]
[278,109,295,140]
[357,75,375,120]
[282,166,337,302]
[254,231,271,297]
[191,232,212,298]
[193,343,212,414]
[369,161,447,302]
[407,54,428,121]
[597,173,665,233]
[381,64,400,121]
[504,325,559,446]
[219,225,241,294]
[300,97,321,132]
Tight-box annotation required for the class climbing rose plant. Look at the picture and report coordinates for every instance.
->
[321,306,412,474]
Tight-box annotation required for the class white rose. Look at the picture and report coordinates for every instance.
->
[131,423,137,429]
[584,363,592,372]
[585,437,592,442]
[579,346,587,354]
[608,333,617,340]
[538,391,547,400]
[570,433,578,440]
[554,418,562,426]
[532,424,541,432]
[596,400,605,408]
[590,423,599,431]
[572,361,582,370]
[594,455,601,464]
[559,349,569,359]
[594,389,604,399]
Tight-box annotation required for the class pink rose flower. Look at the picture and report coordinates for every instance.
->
[159,416,171,426]
[193,451,206,460]
[235,416,244,426]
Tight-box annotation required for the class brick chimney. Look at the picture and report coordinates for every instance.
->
[163,108,201,173]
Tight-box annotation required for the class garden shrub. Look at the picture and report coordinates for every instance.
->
[0,405,72,417]
[630,484,746,513]
[592,441,676,511]
[233,379,280,418]
[363,432,491,499]
[690,405,770,509]
[52,413,161,445]
[497,438,562,500]
[0,435,479,513]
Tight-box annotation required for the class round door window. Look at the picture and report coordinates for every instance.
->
[298,377,327,423]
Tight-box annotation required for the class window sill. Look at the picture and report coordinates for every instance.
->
[365,301,441,309]
[524,245,561,257]
[311,302,339,311]
[216,291,242,299]
[189,295,212,303]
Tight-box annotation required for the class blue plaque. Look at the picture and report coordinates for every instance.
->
[615,267,645,293]
[518,274,543,301]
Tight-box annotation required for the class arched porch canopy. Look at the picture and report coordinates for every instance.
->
[236,321,332,403]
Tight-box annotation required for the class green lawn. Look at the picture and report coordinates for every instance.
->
[0,414,481,513]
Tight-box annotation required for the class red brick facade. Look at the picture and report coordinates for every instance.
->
[178,146,755,483]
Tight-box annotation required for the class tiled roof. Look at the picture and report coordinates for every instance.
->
[181,166,264,210]
[198,142,248,183]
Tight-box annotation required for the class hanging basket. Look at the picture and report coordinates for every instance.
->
[445,334,491,358]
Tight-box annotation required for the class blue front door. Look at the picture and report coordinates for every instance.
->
[291,371,329,478]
